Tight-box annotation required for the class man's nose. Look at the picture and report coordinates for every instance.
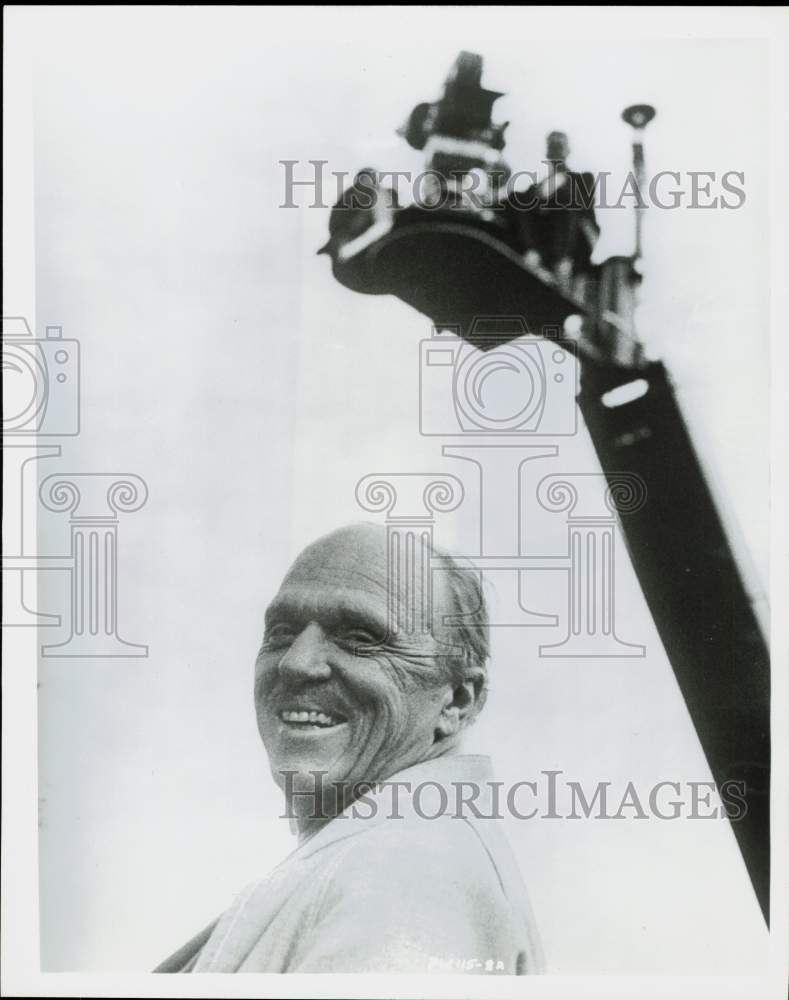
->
[277,622,332,682]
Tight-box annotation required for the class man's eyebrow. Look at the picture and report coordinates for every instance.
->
[264,597,302,628]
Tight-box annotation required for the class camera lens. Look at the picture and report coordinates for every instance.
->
[2,346,47,431]
[454,346,544,431]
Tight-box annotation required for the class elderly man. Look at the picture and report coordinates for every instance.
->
[156,523,543,974]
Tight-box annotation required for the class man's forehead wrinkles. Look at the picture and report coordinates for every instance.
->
[285,563,432,606]
[265,583,391,627]
[286,558,392,593]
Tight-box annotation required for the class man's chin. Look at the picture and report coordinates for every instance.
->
[270,743,354,797]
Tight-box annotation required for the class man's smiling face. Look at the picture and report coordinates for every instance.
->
[254,524,457,811]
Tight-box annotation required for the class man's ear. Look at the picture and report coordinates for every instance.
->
[435,669,484,740]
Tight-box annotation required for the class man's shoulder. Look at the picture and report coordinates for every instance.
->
[297,809,541,971]
[319,810,511,901]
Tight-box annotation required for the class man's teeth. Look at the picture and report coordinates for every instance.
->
[280,710,341,727]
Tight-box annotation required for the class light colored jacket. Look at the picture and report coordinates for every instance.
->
[156,754,544,974]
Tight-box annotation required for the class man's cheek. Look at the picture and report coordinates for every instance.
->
[344,694,387,747]
[362,689,404,746]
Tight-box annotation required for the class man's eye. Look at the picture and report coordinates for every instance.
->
[263,624,295,645]
[339,629,379,646]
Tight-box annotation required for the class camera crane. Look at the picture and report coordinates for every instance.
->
[319,52,770,923]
